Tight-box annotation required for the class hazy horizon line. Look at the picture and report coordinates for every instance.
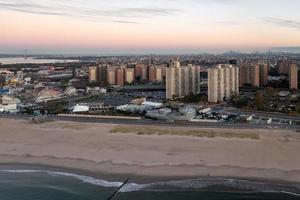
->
[1,46,300,56]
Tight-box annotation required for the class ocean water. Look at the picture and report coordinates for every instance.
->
[0,57,79,65]
[0,168,299,200]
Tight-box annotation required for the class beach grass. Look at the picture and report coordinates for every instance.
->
[110,126,260,140]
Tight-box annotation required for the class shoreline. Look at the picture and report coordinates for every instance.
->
[0,162,300,194]
[0,154,299,186]
[0,118,299,187]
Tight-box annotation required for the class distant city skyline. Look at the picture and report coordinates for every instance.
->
[1,0,300,54]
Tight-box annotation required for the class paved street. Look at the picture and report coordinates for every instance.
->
[1,113,299,130]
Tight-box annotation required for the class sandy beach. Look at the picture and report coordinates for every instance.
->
[0,118,300,183]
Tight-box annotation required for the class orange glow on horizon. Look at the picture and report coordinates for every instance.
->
[1,11,300,52]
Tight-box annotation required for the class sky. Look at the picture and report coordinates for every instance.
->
[1,0,300,55]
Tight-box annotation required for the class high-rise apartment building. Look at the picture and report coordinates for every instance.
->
[148,65,156,82]
[239,64,259,87]
[208,64,239,103]
[88,65,108,86]
[88,66,98,83]
[181,66,190,97]
[125,68,135,84]
[278,59,293,75]
[107,67,117,85]
[155,67,163,82]
[258,63,269,86]
[116,68,125,86]
[141,65,149,81]
[289,64,298,90]
[188,64,201,95]
[134,64,143,82]
[98,65,108,87]
[166,60,200,100]
[161,64,167,81]
[166,60,181,100]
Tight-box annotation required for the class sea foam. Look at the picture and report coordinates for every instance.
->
[1,169,300,195]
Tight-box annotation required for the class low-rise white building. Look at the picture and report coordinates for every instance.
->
[0,95,20,112]
[70,104,89,113]
[86,87,107,95]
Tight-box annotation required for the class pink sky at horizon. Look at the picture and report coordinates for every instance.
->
[1,0,300,54]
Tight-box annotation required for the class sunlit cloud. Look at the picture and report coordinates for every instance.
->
[0,0,179,23]
[1,0,300,54]
[261,17,300,30]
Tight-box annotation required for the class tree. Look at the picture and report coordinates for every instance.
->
[255,92,265,110]
[135,75,141,83]
[266,86,275,94]
[233,96,249,108]
[296,106,300,114]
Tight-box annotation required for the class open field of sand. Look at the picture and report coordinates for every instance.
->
[0,118,300,183]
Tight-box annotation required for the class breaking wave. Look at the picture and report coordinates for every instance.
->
[1,169,300,195]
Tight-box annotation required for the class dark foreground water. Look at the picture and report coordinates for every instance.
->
[0,168,299,200]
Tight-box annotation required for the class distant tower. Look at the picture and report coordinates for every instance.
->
[149,54,155,65]
[268,49,272,58]
[24,49,28,60]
